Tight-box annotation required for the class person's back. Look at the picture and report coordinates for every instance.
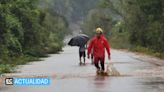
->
[79,45,86,65]
[79,46,85,52]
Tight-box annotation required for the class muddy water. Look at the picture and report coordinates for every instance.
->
[1,47,164,92]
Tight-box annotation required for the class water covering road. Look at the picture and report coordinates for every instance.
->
[1,46,164,92]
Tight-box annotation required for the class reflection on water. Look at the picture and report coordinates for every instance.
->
[94,76,108,87]
[92,76,109,92]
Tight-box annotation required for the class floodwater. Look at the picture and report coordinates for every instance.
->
[1,46,164,92]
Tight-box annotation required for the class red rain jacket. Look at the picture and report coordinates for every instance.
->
[87,35,110,58]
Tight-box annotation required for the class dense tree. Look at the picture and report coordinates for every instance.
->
[123,0,164,53]
[82,0,164,57]
[0,0,68,66]
[81,0,122,37]
[48,0,99,22]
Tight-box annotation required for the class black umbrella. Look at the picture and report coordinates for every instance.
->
[78,34,89,39]
[68,34,89,47]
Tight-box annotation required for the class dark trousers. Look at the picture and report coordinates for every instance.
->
[94,57,105,71]
[79,51,86,58]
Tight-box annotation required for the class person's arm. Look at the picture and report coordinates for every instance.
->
[104,39,111,59]
[87,39,93,59]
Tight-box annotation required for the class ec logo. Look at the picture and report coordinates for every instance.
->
[5,78,13,85]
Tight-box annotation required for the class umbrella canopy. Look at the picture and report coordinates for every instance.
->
[68,34,89,47]
[78,34,89,39]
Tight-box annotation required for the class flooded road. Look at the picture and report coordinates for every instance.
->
[1,46,164,92]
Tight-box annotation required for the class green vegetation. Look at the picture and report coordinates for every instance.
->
[123,0,164,58]
[44,0,99,22]
[0,0,68,73]
[82,0,164,59]
[1,0,164,73]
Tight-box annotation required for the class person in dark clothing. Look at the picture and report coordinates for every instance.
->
[79,45,86,65]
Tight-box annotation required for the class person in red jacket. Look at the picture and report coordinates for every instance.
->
[87,27,111,74]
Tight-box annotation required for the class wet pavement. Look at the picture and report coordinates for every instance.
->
[1,46,164,92]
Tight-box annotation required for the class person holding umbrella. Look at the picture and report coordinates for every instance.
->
[68,34,89,65]
[79,45,86,65]
[87,27,111,74]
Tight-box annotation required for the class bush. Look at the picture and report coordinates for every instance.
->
[0,0,68,73]
[0,64,14,73]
